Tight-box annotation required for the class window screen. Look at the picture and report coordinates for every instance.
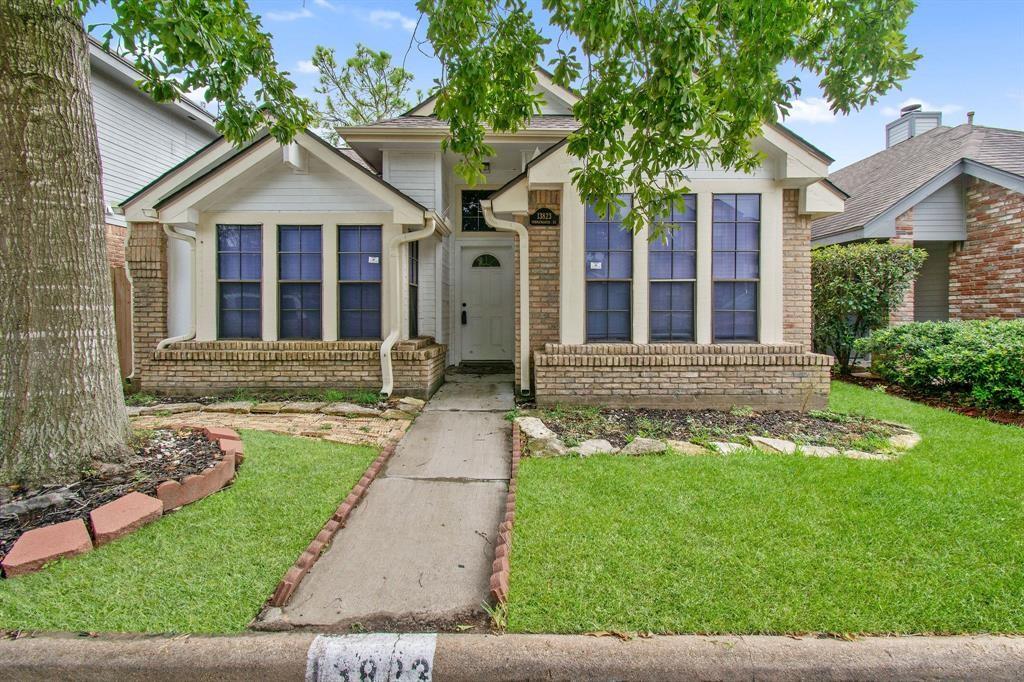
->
[217,224,261,339]
[338,226,382,339]
[278,225,322,340]
[649,195,696,342]
[712,194,759,341]
[585,195,632,342]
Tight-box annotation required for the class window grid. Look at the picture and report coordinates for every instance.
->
[461,189,494,231]
[338,225,382,340]
[585,194,633,342]
[216,224,262,340]
[408,240,419,338]
[712,194,760,342]
[649,195,697,342]
[278,225,322,340]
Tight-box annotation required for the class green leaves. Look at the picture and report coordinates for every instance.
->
[312,43,418,145]
[811,242,927,372]
[63,0,314,145]
[419,0,919,223]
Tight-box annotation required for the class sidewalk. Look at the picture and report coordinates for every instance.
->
[3,632,1022,681]
[264,373,514,630]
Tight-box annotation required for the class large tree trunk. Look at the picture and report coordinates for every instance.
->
[0,0,131,486]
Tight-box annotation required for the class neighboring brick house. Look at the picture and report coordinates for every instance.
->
[121,67,844,409]
[812,106,1024,323]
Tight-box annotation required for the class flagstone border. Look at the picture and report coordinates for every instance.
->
[489,423,522,604]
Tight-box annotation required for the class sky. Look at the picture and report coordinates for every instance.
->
[87,0,1024,170]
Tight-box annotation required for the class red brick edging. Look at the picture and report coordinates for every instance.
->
[267,432,404,607]
[1,427,242,578]
[489,422,521,604]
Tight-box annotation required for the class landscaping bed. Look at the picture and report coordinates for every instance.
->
[126,387,385,409]
[1,428,221,558]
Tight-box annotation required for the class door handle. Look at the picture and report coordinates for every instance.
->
[461,308,468,325]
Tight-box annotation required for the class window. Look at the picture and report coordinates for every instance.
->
[278,225,322,340]
[408,240,419,338]
[472,253,500,268]
[339,225,382,339]
[585,195,632,342]
[461,189,494,231]
[217,224,261,339]
[712,194,759,341]
[649,195,697,342]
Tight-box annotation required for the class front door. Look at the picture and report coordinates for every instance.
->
[460,246,514,361]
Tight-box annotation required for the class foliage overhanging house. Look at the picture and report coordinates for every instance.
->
[121,69,845,409]
[812,106,1024,323]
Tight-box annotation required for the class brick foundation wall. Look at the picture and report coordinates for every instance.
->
[889,209,916,325]
[514,190,561,391]
[105,223,127,267]
[782,189,812,348]
[127,223,167,383]
[534,343,833,411]
[949,178,1024,320]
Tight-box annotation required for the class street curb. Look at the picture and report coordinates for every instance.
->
[488,422,520,604]
[2,632,1023,681]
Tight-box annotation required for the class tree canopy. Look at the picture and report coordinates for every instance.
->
[417,0,919,235]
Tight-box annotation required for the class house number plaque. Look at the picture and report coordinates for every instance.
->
[529,207,559,226]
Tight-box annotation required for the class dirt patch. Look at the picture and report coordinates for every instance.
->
[536,405,900,451]
[1,429,222,557]
[837,374,1024,429]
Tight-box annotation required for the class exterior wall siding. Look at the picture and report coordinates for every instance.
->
[913,178,965,241]
[949,178,1024,319]
[383,151,438,209]
[914,241,951,321]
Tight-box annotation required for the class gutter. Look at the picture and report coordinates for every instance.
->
[156,225,197,350]
[480,200,531,394]
[380,215,438,397]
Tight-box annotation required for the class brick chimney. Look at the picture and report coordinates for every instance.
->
[885,103,942,148]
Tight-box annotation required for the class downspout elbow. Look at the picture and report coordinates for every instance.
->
[157,224,196,350]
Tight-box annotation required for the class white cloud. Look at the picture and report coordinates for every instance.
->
[881,98,963,118]
[296,59,318,74]
[264,7,313,22]
[313,0,338,9]
[367,9,418,32]
[784,97,838,124]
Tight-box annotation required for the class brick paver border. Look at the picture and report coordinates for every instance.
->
[489,422,521,604]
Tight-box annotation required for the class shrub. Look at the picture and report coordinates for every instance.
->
[856,319,1024,409]
[811,242,926,373]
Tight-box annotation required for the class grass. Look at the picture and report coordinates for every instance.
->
[0,431,376,634]
[507,382,1024,634]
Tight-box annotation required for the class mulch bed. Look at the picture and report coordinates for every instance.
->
[837,373,1024,429]
[0,429,222,557]
[127,391,387,409]
[539,405,899,450]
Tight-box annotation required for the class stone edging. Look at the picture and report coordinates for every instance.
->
[265,431,404,608]
[489,423,521,604]
[1,427,241,578]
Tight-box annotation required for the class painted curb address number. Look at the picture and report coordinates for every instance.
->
[307,634,437,682]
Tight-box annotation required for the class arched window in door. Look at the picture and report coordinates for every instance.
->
[472,253,501,268]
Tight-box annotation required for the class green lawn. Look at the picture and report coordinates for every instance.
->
[0,431,376,634]
[508,382,1024,634]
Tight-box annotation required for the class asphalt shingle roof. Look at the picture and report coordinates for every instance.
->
[812,124,1024,240]
[358,115,580,130]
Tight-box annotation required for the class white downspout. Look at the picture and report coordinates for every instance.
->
[380,216,437,397]
[481,200,531,394]
[157,224,197,350]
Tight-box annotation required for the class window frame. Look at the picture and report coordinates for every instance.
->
[712,193,761,343]
[408,239,419,338]
[277,224,323,340]
[216,223,262,340]
[585,194,633,343]
[460,189,495,232]
[649,195,697,343]
[338,225,383,340]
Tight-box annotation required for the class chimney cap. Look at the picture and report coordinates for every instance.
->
[900,103,923,116]
[967,111,975,125]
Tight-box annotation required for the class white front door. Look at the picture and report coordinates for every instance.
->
[460,246,514,361]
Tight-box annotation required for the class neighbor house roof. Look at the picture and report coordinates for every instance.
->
[812,124,1024,242]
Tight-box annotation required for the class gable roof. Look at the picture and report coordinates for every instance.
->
[356,114,579,131]
[812,124,1024,241]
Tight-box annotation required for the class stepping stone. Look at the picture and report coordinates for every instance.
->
[2,519,92,577]
[749,436,798,454]
[281,402,327,414]
[620,437,667,456]
[321,402,381,417]
[382,409,415,420]
[800,444,841,458]
[712,441,748,454]
[666,440,709,456]
[843,449,892,461]
[252,402,286,414]
[398,397,425,414]
[205,401,253,414]
[570,438,618,457]
[889,432,922,450]
[89,492,163,546]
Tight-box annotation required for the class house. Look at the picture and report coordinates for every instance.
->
[88,36,218,266]
[812,106,1024,323]
[120,68,844,409]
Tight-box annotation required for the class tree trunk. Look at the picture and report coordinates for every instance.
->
[0,0,131,486]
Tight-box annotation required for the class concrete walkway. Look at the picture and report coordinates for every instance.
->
[276,373,513,630]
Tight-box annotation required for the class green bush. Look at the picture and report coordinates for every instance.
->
[811,242,926,373]
[856,319,1024,408]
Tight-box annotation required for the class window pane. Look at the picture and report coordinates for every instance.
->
[736,194,760,221]
[218,225,261,340]
[650,252,672,279]
[219,253,240,280]
[734,281,757,310]
[362,282,381,309]
[713,195,736,220]
[339,253,361,280]
[713,252,735,279]
[240,227,261,251]
[585,251,607,280]
[241,283,261,309]
[608,252,632,279]
[279,254,301,281]
[715,282,735,309]
[650,312,670,339]
[677,223,697,251]
[220,310,242,338]
[587,281,608,309]
[360,227,381,252]
[242,311,261,338]
[585,222,609,250]
[302,284,322,310]
[587,312,607,339]
[714,311,734,339]
[301,309,322,338]
[339,228,360,252]
[734,312,757,339]
[608,282,631,311]
[279,311,301,339]
[240,254,261,280]
[340,282,361,309]
[650,282,671,310]
[300,253,322,280]
[736,223,759,250]
[279,284,302,310]
[462,190,494,231]
[300,228,321,252]
[340,310,361,338]
[673,252,696,280]
[587,197,632,341]
[736,252,759,279]
[677,195,697,221]
[608,312,630,339]
[279,227,301,252]
[218,225,239,251]
[712,223,735,250]
[362,311,381,339]
[362,256,381,281]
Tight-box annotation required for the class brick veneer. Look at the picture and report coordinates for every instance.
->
[105,223,127,267]
[513,189,561,390]
[949,178,1024,320]
[889,208,916,325]
[534,343,833,410]
[782,189,812,348]
[127,223,446,397]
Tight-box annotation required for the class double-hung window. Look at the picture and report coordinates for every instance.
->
[217,224,262,339]
[278,225,322,340]
[585,195,632,342]
[408,240,419,338]
[338,226,382,339]
[712,194,760,341]
[649,195,697,342]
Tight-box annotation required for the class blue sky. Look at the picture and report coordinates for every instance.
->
[88,0,1024,169]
